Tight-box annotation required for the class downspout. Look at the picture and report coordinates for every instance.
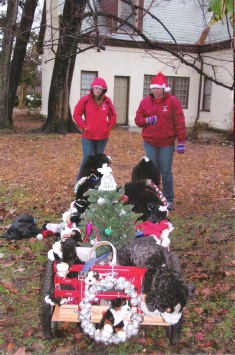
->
[195,55,203,125]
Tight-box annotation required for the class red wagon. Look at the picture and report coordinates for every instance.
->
[41,245,184,345]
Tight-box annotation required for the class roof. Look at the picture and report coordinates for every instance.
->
[141,0,232,45]
[95,0,233,47]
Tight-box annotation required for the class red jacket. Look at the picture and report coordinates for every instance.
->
[73,78,117,140]
[135,93,186,147]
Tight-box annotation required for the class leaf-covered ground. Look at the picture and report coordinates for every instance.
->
[0,110,234,354]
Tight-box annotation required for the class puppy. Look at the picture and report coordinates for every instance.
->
[117,237,190,314]
[124,179,165,221]
[48,238,83,268]
[98,298,131,340]
[75,154,111,200]
[131,156,160,187]
[80,154,111,178]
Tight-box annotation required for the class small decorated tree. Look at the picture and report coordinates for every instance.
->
[80,164,142,249]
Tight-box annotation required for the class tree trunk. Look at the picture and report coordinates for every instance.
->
[7,0,38,127]
[18,83,27,109]
[0,0,19,129]
[41,0,87,134]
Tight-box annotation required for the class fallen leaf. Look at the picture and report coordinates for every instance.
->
[23,328,35,338]
[13,347,26,355]
[194,307,204,314]
[2,281,19,294]
[201,287,211,295]
[194,332,206,341]
[14,268,26,272]
[6,342,14,352]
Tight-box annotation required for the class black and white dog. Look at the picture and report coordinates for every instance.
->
[75,154,112,200]
[131,156,160,187]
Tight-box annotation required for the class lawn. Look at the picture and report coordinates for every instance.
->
[0,110,234,354]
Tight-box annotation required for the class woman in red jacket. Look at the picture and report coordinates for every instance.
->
[135,72,186,210]
[73,77,117,180]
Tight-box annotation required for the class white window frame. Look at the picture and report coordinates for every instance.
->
[80,71,97,97]
[143,75,189,109]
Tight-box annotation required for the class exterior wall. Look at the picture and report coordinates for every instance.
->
[41,1,233,131]
[69,46,201,128]
[199,50,233,130]
[41,0,60,116]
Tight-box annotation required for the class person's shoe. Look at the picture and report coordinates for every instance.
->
[167,202,174,211]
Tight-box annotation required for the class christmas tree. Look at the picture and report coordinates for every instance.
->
[80,164,142,249]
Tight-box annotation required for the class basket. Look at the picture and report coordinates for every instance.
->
[88,241,117,266]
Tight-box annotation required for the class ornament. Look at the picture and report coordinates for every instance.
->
[103,227,112,236]
[97,197,106,206]
[83,223,101,243]
[120,195,129,203]
[119,209,126,216]
[86,222,93,237]
[79,275,143,344]
[97,164,117,191]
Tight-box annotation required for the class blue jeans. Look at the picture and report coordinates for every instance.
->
[77,138,108,180]
[144,141,175,203]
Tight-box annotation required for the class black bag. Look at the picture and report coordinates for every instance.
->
[2,214,39,240]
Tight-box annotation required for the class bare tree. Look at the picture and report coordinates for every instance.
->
[40,0,87,133]
[7,0,38,125]
[0,0,38,129]
[0,0,19,129]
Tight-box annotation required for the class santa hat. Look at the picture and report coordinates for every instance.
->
[150,73,171,92]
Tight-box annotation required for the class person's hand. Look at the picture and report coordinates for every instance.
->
[177,141,185,154]
[146,116,157,125]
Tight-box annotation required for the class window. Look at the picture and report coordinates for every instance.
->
[100,0,143,31]
[202,77,212,111]
[167,77,189,108]
[80,71,97,97]
[143,75,153,97]
[143,75,189,109]
[118,1,136,32]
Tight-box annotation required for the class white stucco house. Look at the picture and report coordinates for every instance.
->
[41,0,233,131]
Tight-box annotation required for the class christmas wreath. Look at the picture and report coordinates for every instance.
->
[79,274,144,344]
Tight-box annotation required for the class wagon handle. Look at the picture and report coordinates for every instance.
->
[88,241,117,266]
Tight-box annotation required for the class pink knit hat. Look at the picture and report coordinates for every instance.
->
[150,73,171,92]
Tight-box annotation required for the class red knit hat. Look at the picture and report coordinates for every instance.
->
[150,72,171,92]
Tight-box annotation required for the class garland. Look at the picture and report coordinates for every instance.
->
[79,275,144,344]
[150,181,167,207]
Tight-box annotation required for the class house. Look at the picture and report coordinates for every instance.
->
[41,0,233,131]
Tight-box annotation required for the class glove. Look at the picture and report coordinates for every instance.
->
[146,116,157,125]
[177,141,185,154]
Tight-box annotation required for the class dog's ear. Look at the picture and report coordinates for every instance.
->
[110,298,123,308]
[93,271,99,280]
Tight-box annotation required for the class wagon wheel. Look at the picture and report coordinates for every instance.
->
[40,260,57,339]
[167,313,184,345]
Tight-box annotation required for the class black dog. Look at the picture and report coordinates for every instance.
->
[117,237,190,313]
[131,156,160,187]
[124,179,166,221]
[123,156,165,221]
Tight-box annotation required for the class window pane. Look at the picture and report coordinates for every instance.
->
[119,0,136,31]
[81,72,97,97]
[203,78,212,110]
[167,76,189,108]
[143,75,154,97]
